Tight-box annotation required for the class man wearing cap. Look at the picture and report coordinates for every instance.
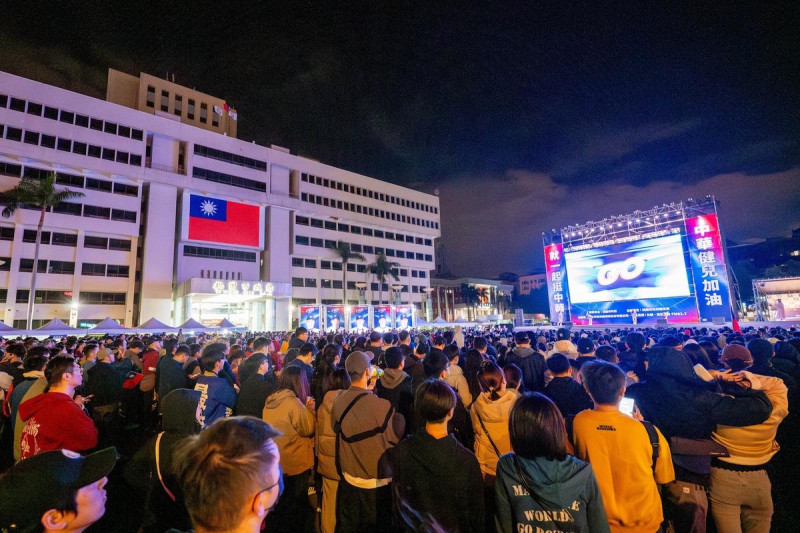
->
[331,350,405,532]
[504,332,546,392]
[0,446,117,533]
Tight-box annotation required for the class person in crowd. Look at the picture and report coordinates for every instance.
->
[502,363,524,393]
[443,343,473,408]
[236,353,277,418]
[80,344,99,373]
[174,416,283,533]
[0,343,25,385]
[771,340,800,382]
[139,336,162,428]
[544,353,593,417]
[251,336,275,373]
[465,348,487,401]
[227,349,245,384]
[574,337,597,373]
[471,361,518,482]
[331,350,405,532]
[621,332,646,372]
[193,347,237,427]
[183,343,203,385]
[682,343,714,370]
[316,368,351,533]
[420,350,474,450]
[495,393,610,533]
[595,345,619,364]
[122,339,145,371]
[286,342,315,384]
[387,379,485,532]
[710,368,788,533]
[157,343,190,400]
[747,338,798,395]
[6,348,48,427]
[83,348,122,449]
[289,326,309,351]
[19,355,97,459]
[505,332,546,392]
[405,341,428,390]
[0,446,117,533]
[262,366,316,533]
[375,346,414,428]
[125,388,201,533]
[572,360,675,532]
[626,346,773,532]
[313,343,342,406]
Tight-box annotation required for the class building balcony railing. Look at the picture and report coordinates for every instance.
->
[145,158,186,175]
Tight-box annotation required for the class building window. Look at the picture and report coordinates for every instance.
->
[107,265,129,277]
[109,238,132,251]
[174,95,182,116]
[200,103,208,123]
[24,131,39,145]
[111,209,137,223]
[160,90,169,112]
[0,227,14,241]
[83,205,111,219]
[304,259,316,268]
[183,245,256,262]
[292,277,304,287]
[103,121,117,135]
[146,86,155,108]
[187,99,195,119]
[80,292,126,305]
[84,236,109,249]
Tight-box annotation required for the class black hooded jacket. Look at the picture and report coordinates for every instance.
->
[386,431,484,532]
[125,388,201,533]
[627,347,773,480]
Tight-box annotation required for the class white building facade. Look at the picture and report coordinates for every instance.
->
[0,70,439,330]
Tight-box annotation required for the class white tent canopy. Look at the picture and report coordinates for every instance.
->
[32,317,85,337]
[135,317,178,333]
[178,318,218,333]
[0,321,27,337]
[88,317,131,334]
[217,318,246,330]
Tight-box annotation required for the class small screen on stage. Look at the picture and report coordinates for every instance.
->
[564,234,691,304]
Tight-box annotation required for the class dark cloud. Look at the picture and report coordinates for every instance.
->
[436,167,800,277]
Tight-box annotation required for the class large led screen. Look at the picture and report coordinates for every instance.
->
[565,234,691,304]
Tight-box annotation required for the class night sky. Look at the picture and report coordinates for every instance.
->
[1,2,798,277]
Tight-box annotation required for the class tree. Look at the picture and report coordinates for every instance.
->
[332,241,365,311]
[460,283,478,321]
[475,287,489,317]
[0,173,84,329]
[369,253,400,305]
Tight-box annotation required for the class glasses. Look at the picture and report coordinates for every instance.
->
[254,465,284,514]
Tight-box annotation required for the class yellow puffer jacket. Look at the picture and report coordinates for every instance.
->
[470,389,518,476]
[316,389,341,480]
[263,388,316,476]
[713,372,789,465]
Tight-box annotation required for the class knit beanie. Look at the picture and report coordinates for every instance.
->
[721,343,753,365]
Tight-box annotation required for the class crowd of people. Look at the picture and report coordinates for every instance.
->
[0,322,797,533]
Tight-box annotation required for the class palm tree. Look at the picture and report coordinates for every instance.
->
[460,283,478,321]
[369,253,400,305]
[0,173,84,329]
[332,241,365,310]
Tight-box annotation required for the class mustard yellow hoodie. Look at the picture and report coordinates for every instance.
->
[713,372,788,465]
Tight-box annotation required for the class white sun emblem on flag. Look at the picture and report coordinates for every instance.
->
[200,200,217,216]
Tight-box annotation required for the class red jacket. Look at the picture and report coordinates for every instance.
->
[18,392,98,459]
[141,349,160,376]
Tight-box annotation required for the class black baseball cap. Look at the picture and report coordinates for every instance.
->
[0,447,117,532]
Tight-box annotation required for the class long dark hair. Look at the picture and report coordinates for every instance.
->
[276,366,310,404]
[464,349,485,401]
[509,393,567,461]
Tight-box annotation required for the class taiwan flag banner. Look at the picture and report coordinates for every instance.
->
[187,194,261,247]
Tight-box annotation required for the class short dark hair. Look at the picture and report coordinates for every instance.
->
[175,344,191,356]
[253,337,270,352]
[128,340,145,351]
[595,345,618,362]
[383,346,404,369]
[23,351,49,372]
[44,355,76,387]
[580,360,625,405]
[443,344,459,362]
[423,350,449,379]
[398,330,410,342]
[546,353,571,374]
[473,337,488,351]
[432,336,445,347]
[509,393,567,461]
[382,332,394,345]
[189,343,202,357]
[239,354,268,383]
[626,332,646,351]
[200,348,225,372]
[415,379,456,423]
[295,326,308,337]
[502,364,523,390]
[299,343,315,357]
[175,417,280,531]
[514,332,529,345]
